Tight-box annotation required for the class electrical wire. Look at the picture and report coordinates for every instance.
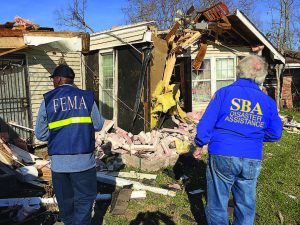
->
[27,47,151,127]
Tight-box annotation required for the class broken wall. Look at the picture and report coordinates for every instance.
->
[117,44,149,134]
[24,50,84,132]
[85,51,99,106]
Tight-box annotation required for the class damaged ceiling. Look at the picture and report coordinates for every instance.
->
[0,16,90,56]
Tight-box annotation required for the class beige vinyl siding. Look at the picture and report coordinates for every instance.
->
[24,50,83,128]
[90,25,150,50]
[191,43,251,58]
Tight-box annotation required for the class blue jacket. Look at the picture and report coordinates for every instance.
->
[44,85,95,155]
[194,78,282,159]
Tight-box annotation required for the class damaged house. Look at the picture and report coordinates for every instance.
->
[0,17,89,147]
[0,4,287,148]
[87,4,285,134]
[281,50,300,109]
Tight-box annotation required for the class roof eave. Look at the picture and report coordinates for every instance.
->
[234,10,285,64]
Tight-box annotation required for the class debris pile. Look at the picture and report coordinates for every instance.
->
[150,2,231,129]
[0,16,45,31]
[0,137,54,223]
[0,138,51,186]
[95,119,198,171]
[280,114,300,133]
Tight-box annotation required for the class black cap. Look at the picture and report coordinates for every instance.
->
[50,64,75,79]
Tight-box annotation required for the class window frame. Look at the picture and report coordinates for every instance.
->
[99,50,115,120]
[191,56,236,109]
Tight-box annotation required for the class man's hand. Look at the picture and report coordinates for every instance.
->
[193,147,203,159]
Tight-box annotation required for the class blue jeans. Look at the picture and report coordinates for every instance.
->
[206,154,261,225]
[52,167,97,225]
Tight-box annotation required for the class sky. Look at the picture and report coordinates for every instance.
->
[1,0,128,32]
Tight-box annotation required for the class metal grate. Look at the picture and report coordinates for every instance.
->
[0,55,32,143]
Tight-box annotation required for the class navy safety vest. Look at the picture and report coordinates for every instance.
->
[44,85,95,155]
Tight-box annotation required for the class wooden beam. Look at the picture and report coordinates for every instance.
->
[0,29,23,37]
[0,45,27,57]
[192,43,208,70]
[0,139,14,165]
[165,22,180,44]
[180,32,201,49]
[25,31,85,37]
[0,37,25,48]
[231,27,252,45]
[162,53,176,87]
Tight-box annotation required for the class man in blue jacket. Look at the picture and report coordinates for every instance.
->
[194,55,282,225]
[35,64,104,225]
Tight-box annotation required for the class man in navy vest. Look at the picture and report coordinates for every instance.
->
[35,64,104,225]
[194,55,282,225]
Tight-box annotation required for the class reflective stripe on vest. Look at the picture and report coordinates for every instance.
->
[48,116,92,129]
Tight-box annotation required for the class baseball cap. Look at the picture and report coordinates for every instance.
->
[50,64,75,79]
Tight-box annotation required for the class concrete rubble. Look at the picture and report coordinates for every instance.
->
[0,113,203,222]
[95,117,199,172]
[280,114,300,133]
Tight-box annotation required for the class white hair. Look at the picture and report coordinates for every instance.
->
[237,55,268,85]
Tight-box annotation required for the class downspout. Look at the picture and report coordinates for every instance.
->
[275,64,284,108]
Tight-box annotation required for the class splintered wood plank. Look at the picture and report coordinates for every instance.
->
[180,31,201,49]
[25,31,83,37]
[0,29,23,37]
[192,43,208,70]
[162,53,176,87]
[0,139,14,166]
[186,5,195,15]
[176,33,194,44]
[110,188,133,215]
[165,22,180,44]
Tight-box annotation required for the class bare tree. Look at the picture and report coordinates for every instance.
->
[265,0,300,50]
[122,0,258,29]
[55,0,94,33]
[122,0,200,29]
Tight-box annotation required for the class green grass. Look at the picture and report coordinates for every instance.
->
[100,111,300,225]
[257,130,300,225]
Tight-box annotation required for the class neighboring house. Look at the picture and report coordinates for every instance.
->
[89,10,285,133]
[88,21,154,133]
[282,50,300,108]
[0,26,89,145]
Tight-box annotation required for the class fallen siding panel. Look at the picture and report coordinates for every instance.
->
[90,26,148,50]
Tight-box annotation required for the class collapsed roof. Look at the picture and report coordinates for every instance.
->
[0,16,90,56]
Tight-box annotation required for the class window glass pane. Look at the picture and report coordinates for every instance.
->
[216,58,235,79]
[192,81,211,102]
[216,80,234,90]
[192,59,211,104]
[101,53,113,119]
[192,59,211,80]
[101,90,113,119]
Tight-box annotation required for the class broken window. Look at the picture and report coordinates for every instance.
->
[191,57,236,111]
[192,59,211,107]
[100,53,114,120]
